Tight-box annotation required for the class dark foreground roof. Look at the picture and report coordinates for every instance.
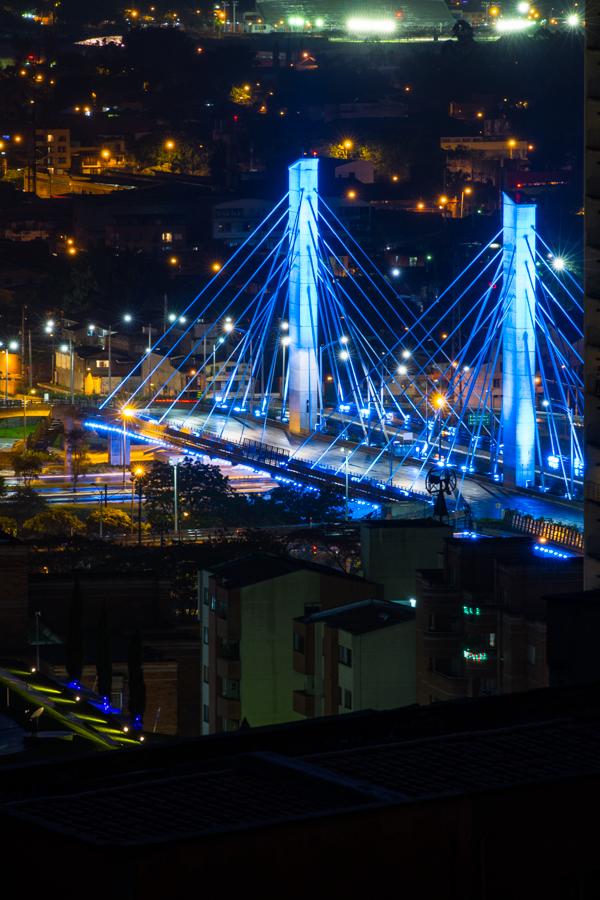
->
[3,681,600,847]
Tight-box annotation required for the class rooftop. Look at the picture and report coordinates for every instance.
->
[3,681,600,846]
[206,553,369,588]
[300,598,415,634]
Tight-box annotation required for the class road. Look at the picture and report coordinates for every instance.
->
[155,409,584,529]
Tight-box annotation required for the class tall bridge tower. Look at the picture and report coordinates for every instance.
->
[287,158,320,435]
[501,192,537,489]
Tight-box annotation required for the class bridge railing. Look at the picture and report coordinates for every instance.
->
[503,509,583,551]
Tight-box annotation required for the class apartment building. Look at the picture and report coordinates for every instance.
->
[292,598,415,718]
[416,533,583,704]
[198,554,379,733]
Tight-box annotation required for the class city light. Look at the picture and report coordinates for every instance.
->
[343,138,353,151]
[59,343,69,353]
[433,393,446,410]
[168,312,177,322]
[211,261,222,272]
[168,256,179,266]
[346,189,357,200]
[566,12,581,27]
[346,17,397,34]
[495,18,536,31]
[288,16,305,27]
[397,364,408,376]
[123,313,133,323]
[223,318,234,333]
[164,139,175,150]
[340,335,349,345]
[280,320,289,331]
[339,349,350,361]
[391,268,401,278]
[121,407,136,418]
[281,335,291,347]
[551,256,566,271]
[8,340,19,352]
[401,349,411,359]
[517,2,530,13]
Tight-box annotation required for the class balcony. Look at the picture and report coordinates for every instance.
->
[217,695,241,720]
[293,690,315,718]
[217,657,240,680]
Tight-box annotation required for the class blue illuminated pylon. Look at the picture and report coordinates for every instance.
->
[288,159,320,434]
[501,192,536,488]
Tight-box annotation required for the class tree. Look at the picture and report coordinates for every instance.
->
[87,508,133,537]
[96,602,112,706]
[23,508,85,540]
[11,449,47,485]
[65,578,84,686]
[0,515,17,536]
[230,83,253,106]
[2,487,47,525]
[140,457,242,534]
[127,632,146,726]
[136,136,209,176]
[65,427,91,492]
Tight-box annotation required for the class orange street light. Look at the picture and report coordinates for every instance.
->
[164,139,175,151]
[211,261,222,273]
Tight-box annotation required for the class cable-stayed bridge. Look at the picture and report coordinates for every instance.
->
[86,158,583,523]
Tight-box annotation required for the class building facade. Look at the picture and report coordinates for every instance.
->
[292,598,415,718]
[198,555,379,733]
[416,534,583,704]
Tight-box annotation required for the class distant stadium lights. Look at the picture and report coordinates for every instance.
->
[495,18,536,31]
[346,17,397,34]
[288,15,305,27]
[315,17,324,28]
[566,12,581,27]
[517,2,530,13]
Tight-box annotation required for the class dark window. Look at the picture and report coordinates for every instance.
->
[210,595,216,611]
[338,645,352,667]
[293,631,305,653]
[203,587,209,606]
[203,626,209,645]
[203,665,209,683]
[222,679,240,700]
[203,704,209,723]
[216,597,228,619]
[337,686,342,706]
[344,689,352,710]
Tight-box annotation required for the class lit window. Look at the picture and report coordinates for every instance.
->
[161,231,173,243]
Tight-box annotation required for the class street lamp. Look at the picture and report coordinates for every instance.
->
[169,457,180,540]
[341,446,350,521]
[460,185,473,219]
[59,341,75,403]
[433,393,446,460]
[123,313,133,323]
[120,407,135,486]
[281,334,291,419]
[1,340,19,403]
[507,138,517,160]
[132,466,145,545]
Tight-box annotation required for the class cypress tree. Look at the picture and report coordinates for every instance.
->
[96,602,112,705]
[127,632,146,726]
[65,577,84,685]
